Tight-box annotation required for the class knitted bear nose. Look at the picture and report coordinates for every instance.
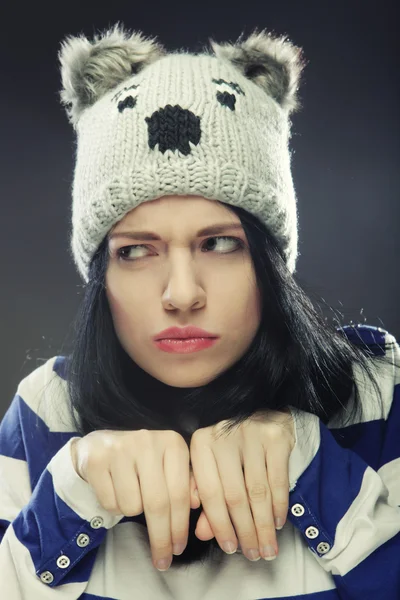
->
[145,105,202,156]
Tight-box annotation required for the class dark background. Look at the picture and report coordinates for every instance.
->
[1,1,398,419]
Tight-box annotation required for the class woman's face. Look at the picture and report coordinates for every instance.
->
[106,195,261,387]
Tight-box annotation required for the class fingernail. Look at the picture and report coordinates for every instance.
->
[173,543,185,555]
[222,541,237,554]
[246,548,261,561]
[156,557,171,571]
[275,517,284,530]
[262,545,277,561]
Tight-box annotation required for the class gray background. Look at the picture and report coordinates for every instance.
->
[1,1,398,419]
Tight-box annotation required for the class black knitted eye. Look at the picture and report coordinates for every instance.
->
[216,90,236,111]
[118,95,137,113]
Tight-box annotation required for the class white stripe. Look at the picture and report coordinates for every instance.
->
[379,457,400,507]
[0,455,31,522]
[85,520,337,600]
[16,357,78,433]
[313,464,400,576]
[288,408,321,492]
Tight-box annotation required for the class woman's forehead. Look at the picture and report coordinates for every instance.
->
[112,195,239,230]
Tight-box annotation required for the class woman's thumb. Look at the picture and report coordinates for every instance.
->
[189,470,215,540]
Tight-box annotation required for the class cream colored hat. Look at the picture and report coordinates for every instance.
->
[58,24,306,282]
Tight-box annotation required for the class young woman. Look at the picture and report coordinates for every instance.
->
[0,24,399,600]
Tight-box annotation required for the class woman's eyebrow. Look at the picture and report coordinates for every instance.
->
[108,223,244,241]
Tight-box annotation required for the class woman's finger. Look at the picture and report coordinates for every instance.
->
[190,442,239,555]
[264,440,291,530]
[164,443,191,557]
[241,435,278,560]
[212,442,262,561]
[195,510,215,540]
[190,469,215,540]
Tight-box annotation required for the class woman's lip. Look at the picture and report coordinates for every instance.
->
[157,336,218,340]
[154,337,218,353]
[154,326,218,340]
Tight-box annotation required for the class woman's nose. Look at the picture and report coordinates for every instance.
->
[161,265,206,311]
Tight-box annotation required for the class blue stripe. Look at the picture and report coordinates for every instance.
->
[259,591,340,600]
[79,595,119,600]
[53,355,68,380]
[380,383,400,468]
[328,382,400,472]
[0,519,10,544]
[337,325,387,356]
[288,418,367,554]
[0,394,26,461]
[12,467,106,586]
[330,419,386,472]
[0,395,77,489]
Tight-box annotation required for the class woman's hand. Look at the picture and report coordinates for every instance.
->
[71,428,193,572]
[189,408,295,562]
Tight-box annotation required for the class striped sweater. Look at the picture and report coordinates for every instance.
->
[0,324,399,599]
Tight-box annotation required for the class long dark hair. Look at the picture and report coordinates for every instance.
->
[61,203,394,568]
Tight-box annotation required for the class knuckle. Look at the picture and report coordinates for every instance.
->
[265,425,282,441]
[100,500,119,513]
[169,490,188,505]
[135,429,152,445]
[237,528,256,541]
[190,428,206,448]
[246,481,268,500]
[118,501,142,517]
[86,445,104,463]
[166,431,190,460]
[146,496,169,514]
[225,490,246,508]
[168,429,185,444]
[269,476,289,489]
[255,520,276,535]
[198,487,217,502]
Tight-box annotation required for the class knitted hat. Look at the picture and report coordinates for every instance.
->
[58,24,306,283]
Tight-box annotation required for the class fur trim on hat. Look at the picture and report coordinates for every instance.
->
[58,22,166,127]
[209,27,307,113]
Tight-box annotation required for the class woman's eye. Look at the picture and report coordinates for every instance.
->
[117,236,244,261]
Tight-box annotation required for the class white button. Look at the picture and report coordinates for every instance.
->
[317,542,331,554]
[305,526,319,539]
[90,516,104,529]
[56,555,71,569]
[40,571,54,584]
[77,533,90,547]
[291,503,305,517]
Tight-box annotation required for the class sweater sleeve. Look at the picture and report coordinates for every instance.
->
[286,329,400,599]
[0,363,124,598]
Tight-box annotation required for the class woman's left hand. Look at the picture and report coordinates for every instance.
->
[189,408,295,562]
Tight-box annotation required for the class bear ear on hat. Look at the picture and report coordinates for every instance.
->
[209,28,307,114]
[58,22,167,128]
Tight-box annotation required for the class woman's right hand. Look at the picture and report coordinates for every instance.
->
[70,428,200,571]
